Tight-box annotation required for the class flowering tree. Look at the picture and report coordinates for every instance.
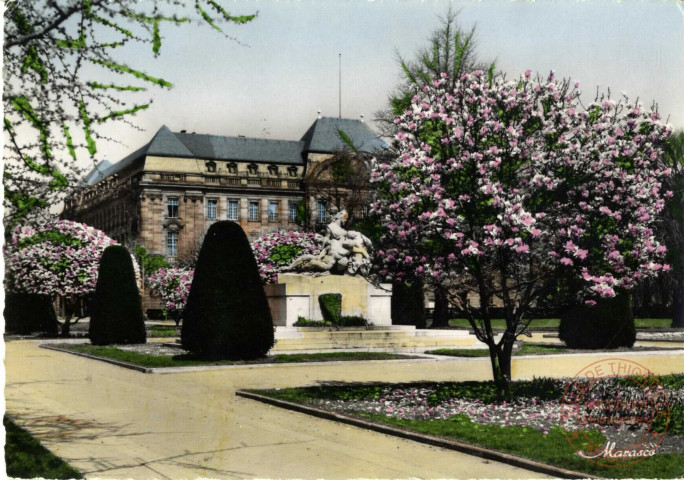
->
[4,1,255,227]
[147,267,194,326]
[5,220,116,335]
[371,69,672,391]
[252,230,320,284]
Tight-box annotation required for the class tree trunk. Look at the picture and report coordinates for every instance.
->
[173,311,182,328]
[488,337,514,399]
[431,287,450,328]
[60,296,81,337]
[672,278,684,328]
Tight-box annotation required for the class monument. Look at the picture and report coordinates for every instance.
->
[265,210,392,327]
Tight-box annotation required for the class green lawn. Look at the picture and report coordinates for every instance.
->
[148,325,179,337]
[635,318,674,328]
[449,318,673,329]
[363,414,683,479]
[256,380,684,479]
[426,344,567,357]
[4,416,83,479]
[59,344,418,368]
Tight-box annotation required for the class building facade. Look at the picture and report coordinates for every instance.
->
[62,117,386,263]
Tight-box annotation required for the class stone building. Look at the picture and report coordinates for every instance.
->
[62,117,386,262]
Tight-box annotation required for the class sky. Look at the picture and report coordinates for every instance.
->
[82,0,684,168]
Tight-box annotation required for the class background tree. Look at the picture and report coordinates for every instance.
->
[131,243,170,277]
[89,244,146,345]
[375,8,487,137]
[3,0,255,228]
[371,69,672,392]
[304,150,376,228]
[5,220,116,336]
[660,130,684,327]
[373,9,492,328]
[181,221,274,360]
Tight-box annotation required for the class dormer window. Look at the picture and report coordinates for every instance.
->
[248,163,258,175]
[227,162,237,174]
[268,165,279,176]
[206,161,216,173]
[288,166,298,177]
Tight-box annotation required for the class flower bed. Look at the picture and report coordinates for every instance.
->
[256,376,684,478]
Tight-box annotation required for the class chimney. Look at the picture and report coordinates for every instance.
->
[360,114,364,123]
[317,110,322,119]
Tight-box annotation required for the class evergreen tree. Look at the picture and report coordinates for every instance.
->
[4,293,58,336]
[89,245,146,345]
[181,221,274,359]
[660,131,684,327]
[391,281,426,329]
[559,293,636,349]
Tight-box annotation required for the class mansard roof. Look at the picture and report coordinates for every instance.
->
[300,117,388,153]
[90,119,385,184]
[169,130,305,165]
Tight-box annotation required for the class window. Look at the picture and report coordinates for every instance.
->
[248,163,258,175]
[167,232,178,257]
[249,201,260,221]
[268,165,279,176]
[269,201,279,221]
[206,161,216,173]
[317,200,328,223]
[167,197,179,218]
[289,201,299,222]
[288,166,298,177]
[227,162,237,174]
[206,199,217,219]
[227,200,239,220]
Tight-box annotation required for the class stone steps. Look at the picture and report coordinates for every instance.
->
[270,328,482,352]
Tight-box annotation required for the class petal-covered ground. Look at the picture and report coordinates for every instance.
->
[304,379,684,454]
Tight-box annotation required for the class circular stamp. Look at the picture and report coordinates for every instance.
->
[560,358,670,467]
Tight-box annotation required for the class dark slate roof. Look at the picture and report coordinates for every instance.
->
[84,159,113,185]
[171,131,305,165]
[300,117,387,153]
[86,144,149,185]
[92,120,385,184]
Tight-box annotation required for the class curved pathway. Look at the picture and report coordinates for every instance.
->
[5,340,684,479]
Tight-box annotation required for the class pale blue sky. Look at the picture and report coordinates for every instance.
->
[92,0,683,166]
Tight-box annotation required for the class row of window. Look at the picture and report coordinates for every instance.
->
[205,161,298,177]
[165,199,329,258]
[166,197,302,222]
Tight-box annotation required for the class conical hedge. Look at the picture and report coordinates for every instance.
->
[559,292,636,349]
[4,293,58,336]
[181,221,274,359]
[89,245,146,345]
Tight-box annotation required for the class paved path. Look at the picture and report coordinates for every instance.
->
[5,341,684,479]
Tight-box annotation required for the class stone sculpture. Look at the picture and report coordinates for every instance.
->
[285,210,372,276]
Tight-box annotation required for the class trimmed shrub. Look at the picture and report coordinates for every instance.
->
[181,221,274,359]
[392,281,426,328]
[339,316,368,327]
[319,293,342,324]
[89,245,146,345]
[559,293,636,349]
[4,293,58,335]
[293,317,328,327]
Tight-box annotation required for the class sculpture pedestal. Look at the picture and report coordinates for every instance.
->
[265,273,392,327]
